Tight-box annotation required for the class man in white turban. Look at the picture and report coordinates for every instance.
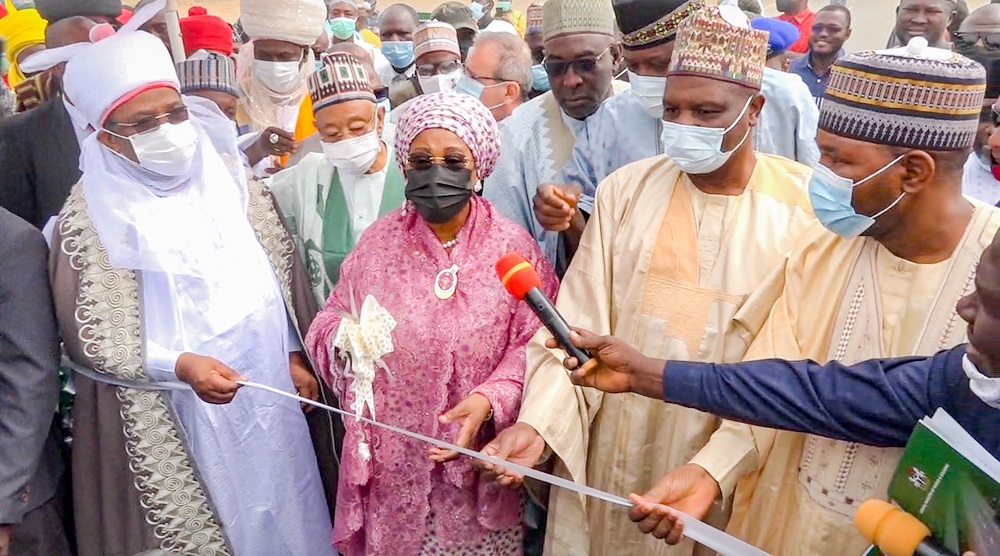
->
[236,0,327,176]
[50,13,339,556]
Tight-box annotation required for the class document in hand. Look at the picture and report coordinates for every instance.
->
[862,408,1000,556]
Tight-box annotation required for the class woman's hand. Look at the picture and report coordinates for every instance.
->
[429,393,493,463]
[289,352,318,413]
[175,353,246,404]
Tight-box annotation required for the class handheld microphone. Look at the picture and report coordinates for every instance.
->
[495,253,591,367]
[855,500,959,556]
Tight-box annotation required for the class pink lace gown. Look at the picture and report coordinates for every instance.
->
[306,196,559,556]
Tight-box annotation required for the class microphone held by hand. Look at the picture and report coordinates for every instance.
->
[855,500,959,556]
[496,253,591,367]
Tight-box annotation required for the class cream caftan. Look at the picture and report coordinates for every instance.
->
[517,153,815,556]
[718,201,1000,555]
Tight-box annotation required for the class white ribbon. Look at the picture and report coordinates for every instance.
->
[66,357,770,556]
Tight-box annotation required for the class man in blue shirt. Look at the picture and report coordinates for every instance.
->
[789,4,850,101]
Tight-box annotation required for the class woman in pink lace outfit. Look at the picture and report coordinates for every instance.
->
[305,92,558,556]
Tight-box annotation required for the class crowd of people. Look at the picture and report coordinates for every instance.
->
[0,0,998,555]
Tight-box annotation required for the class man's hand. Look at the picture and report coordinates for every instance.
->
[533,183,582,232]
[0,524,11,556]
[628,464,721,545]
[244,126,296,167]
[475,422,547,488]
[546,328,665,399]
[628,494,685,545]
[429,393,493,463]
[175,353,246,404]
[289,352,318,413]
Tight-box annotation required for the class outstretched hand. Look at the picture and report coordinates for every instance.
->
[175,353,247,404]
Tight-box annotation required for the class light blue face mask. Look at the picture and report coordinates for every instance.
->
[807,155,907,238]
[0,56,9,77]
[455,73,506,109]
[496,1,512,11]
[469,2,486,20]
[531,64,550,93]
[381,40,415,70]
[327,17,357,40]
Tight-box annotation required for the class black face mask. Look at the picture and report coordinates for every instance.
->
[405,165,474,224]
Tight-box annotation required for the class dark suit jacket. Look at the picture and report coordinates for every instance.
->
[0,99,82,229]
[0,208,62,525]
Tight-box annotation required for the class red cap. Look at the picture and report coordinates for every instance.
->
[179,9,234,57]
[496,253,542,300]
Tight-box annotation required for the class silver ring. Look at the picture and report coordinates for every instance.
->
[269,133,280,145]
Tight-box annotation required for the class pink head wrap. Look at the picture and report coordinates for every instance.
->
[394,92,501,179]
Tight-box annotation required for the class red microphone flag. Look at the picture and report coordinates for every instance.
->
[496,253,542,300]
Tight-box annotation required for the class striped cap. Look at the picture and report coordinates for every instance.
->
[413,21,461,60]
[667,5,767,90]
[308,52,376,113]
[820,37,986,151]
[542,0,616,42]
[526,3,544,35]
[177,51,239,97]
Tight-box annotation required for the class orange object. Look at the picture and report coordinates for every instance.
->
[854,500,932,556]
[496,252,542,300]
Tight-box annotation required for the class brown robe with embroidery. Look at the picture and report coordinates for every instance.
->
[50,179,344,556]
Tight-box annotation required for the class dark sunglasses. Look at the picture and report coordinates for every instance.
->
[955,32,1000,50]
[406,153,473,172]
[542,46,612,77]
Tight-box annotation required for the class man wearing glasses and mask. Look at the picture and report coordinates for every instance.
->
[483,0,628,271]
[389,21,464,119]
[480,7,814,556]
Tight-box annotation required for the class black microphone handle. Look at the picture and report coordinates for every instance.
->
[913,538,959,556]
[523,287,591,365]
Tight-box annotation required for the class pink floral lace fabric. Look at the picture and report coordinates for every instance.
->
[306,196,558,556]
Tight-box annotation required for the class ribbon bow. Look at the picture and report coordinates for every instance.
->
[333,294,397,425]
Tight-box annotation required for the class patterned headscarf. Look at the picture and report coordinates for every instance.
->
[394,92,501,179]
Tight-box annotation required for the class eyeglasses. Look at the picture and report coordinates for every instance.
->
[107,106,190,134]
[464,69,505,84]
[542,46,612,77]
[406,153,473,171]
[990,105,1000,128]
[416,60,462,77]
[955,32,1000,50]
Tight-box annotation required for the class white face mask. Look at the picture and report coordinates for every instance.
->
[963,353,1000,409]
[321,110,382,174]
[418,69,461,94]
[627,70,667,120]
[253,59,304,94]
[106,121,199,178]
[659,96,753,175]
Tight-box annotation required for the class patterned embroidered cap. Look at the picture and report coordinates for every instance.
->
[177,51,239,97]
[308,52,376,113]
[667,4,768,90]
[820,37,986,151]
[413,21,461,60]
[542,0,616,42]
[526,3,544,35]
[616,0,705,50]
[395,92,501,179]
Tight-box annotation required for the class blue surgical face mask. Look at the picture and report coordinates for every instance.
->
[469,2,486,20]
[531,64,550,93]
[496,1,511,11]
[455,73,506,110]
[327,17,357,40]
[381,40,415,70]
[807,156,907,238]
[659,96,752,175]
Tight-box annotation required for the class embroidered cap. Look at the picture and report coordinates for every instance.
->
[177,51,239,97]
[820,37,986,151]
[526,3,544,35]
[667,5,768,90]
[308,52,376,113]
[413,21,461,60]
[542,0,616,42]
[615,0,705,50]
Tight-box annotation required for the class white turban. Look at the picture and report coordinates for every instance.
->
[240,0,327,46]
[63,29,179,128]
